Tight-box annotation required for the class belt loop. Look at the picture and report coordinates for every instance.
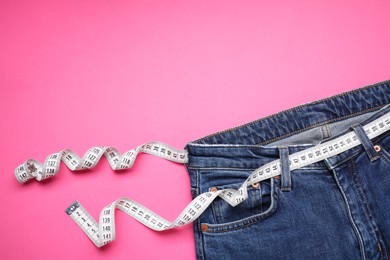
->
[278,146,292,191]
[351,124,380,161]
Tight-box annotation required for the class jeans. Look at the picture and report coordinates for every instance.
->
[185,80,390,259]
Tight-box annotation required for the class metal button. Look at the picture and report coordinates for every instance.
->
[374,145,381,152]
[251,182,259,189]
[201,223,209,232]
[210,187,218,192]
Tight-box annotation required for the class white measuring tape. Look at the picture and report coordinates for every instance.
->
[15,141,188,183]
[15,112,390,247]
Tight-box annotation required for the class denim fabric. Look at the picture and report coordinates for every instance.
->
[185,80,390,260]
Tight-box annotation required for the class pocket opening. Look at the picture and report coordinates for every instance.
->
[203,177,280,233]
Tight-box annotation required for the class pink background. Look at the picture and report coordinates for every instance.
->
[1,1,389,259]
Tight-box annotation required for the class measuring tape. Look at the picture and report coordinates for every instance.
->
[15,112,390,247]
[14,141,188,183]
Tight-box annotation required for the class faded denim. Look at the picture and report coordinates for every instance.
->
[186,80,390,260]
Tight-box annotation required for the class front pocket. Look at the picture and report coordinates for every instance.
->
[201,175,280,233]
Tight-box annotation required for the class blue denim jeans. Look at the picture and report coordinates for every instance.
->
[186,80,390,260]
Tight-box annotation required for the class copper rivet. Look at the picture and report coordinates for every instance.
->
[374,145,381,152]
[274,175,280,179]
[210,187,218,192]
[201,223,209,232]
[252,182,259,189]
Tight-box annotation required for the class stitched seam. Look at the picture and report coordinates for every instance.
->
[367,149,390,258]
[321,124,330,139]
[188,167,260,171]
[203,178,279,233]
[332,168,366,260]
[382,152,390,165]
[350,160,383,258]
[353,125,377,160]
[192,80,390,144]
[379,148,390,166]
[279,147,291,190]
[350,161,375,226]
[192,81,389,144]
[329,132,390,168]
[258,105,384,146]
[205,196,277,233]
[189,133,389,171]
[188,166,327,170]
[211,185,263,225]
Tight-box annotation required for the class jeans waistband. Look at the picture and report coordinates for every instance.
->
[186,79,390,169]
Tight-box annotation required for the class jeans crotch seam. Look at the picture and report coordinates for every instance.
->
[332,168,367,260]
[350,159,389,259]
[349,160,376,226]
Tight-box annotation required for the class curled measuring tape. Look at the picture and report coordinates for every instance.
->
[14,141,188,183]
[15,112,390,247]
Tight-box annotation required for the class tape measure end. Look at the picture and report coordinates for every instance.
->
[65,201,80,215]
